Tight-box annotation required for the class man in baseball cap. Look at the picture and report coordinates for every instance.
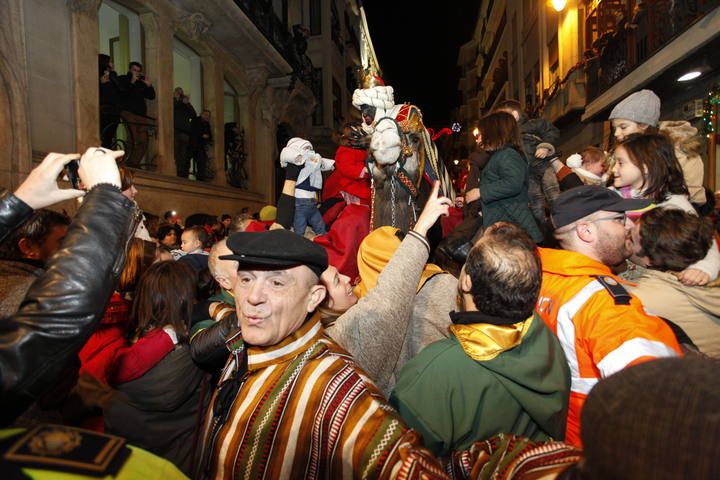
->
[534,185,681,447]
[550,184,650,233]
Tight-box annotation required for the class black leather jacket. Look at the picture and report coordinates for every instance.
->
[0,185,140,425]
[190,313,237,372]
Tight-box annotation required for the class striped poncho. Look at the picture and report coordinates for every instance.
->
[198,314,446,479]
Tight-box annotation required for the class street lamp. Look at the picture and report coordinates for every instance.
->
[551,0,566,11]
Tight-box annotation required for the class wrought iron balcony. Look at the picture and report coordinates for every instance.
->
[585,0,719,103]
[232,0,315,90]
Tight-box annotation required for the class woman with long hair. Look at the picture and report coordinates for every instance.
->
[477,111,543,243]
[78,238,158,384]
[104,261,207,475]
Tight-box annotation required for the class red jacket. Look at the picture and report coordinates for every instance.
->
[110,328,175,384]
[323,146,370,202]
[79,293,175,384]
[78,293,131,384]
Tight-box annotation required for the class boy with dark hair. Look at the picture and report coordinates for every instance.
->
[0,209,70,316]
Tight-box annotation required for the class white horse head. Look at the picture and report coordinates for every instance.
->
[369,117,403,166]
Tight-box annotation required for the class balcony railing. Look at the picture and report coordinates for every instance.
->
[234,0,290,60]
[233,0,315,91]
[585,0,719,103]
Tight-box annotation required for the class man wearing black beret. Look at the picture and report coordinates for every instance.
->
[534,185,681,447]
[195,229,446,478]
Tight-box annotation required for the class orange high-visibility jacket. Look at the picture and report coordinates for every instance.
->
[536,248,681,446]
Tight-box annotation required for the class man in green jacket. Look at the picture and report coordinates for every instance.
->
[390,222,570,457]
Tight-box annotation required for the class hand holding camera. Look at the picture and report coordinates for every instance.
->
[14,153,85,209]
[78,148,123,190]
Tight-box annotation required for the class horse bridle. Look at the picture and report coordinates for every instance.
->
[369,116,418,198]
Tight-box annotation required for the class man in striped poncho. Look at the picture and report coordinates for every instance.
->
[195,229,447,479]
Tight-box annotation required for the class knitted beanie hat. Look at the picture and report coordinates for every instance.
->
[259,205,277,222]
[580,357,720,480]
[608,89,661,126]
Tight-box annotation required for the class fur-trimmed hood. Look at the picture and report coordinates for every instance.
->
[659,120,704,157]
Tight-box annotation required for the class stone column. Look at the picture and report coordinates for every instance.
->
[236,93,252,189]
[246,66,273,200]
[0,0,32,189]
[140,11,174,176]
[251,116,280,204]
[200,56,226,187]
[68,0,102,150]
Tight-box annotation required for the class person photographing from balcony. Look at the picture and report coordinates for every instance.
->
[118,61,156,167]
[99,54,122,149]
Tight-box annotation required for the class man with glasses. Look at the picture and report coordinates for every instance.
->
[534,185,681,447]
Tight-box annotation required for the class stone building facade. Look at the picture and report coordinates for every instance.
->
[455,1,720,189]
[0,0,362,219]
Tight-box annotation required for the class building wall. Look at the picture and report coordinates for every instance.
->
[458,1,719,189]
[0,0,321,220]
[24,0,76,155]
[306,0,361,157]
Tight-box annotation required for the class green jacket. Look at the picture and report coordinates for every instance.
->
[390,312,570,457]
[480,146,543,242]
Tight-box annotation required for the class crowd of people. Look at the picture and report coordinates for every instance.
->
[0,85,718,479]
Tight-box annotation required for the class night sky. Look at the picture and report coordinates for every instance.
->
[361,2,479,130]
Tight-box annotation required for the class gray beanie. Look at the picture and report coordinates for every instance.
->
[609,89,661,127]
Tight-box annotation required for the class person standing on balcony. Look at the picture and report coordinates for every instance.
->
[99,54,122,150]
[173,87,196,178]
[609,89,708,210]
[190,110,212,181]
[118,62,156,167]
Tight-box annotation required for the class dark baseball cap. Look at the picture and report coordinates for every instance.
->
[221,229,328,277]
[551,185,651,229]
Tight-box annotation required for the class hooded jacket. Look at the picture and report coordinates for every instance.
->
[390,311,570,457]
[659,120,706,205]
[322,145,370,202]
[629,269,720,358]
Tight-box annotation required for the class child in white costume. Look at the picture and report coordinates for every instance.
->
[280,137,335,235]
